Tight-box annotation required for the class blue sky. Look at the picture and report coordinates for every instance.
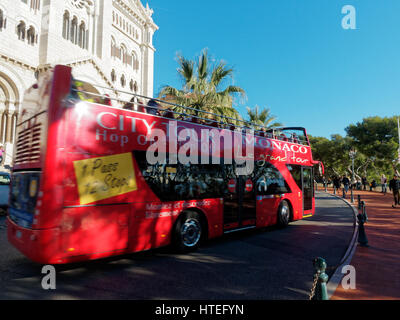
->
[147,0,400,138]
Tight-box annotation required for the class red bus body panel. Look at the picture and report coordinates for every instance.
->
[8,66,317,264]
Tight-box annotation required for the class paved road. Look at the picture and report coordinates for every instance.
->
[0,192,355,300]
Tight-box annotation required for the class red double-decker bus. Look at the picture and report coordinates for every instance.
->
[7,65,322,264]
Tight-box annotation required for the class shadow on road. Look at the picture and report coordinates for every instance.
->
[0,193,355,300]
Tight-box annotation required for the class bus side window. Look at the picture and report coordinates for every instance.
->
[255,163,290,195]
[287,165,302,190]
[134,151,227,201]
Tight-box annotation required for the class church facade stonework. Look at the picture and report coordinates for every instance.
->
[0,0,158,166]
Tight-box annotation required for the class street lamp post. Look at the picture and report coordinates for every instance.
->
[349,150,357,203]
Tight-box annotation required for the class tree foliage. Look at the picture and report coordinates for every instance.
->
[311,116,400,182]
[158,49,246,124]
[346,116,399,168]
[309,134,354,178]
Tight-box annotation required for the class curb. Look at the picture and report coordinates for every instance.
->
[320,192,359,299]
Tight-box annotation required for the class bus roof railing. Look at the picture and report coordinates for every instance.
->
[71,80,310,146]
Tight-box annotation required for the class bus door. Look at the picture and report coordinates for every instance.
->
[302,167,313,214]
[223,172,256,231]
[240,175,257,225]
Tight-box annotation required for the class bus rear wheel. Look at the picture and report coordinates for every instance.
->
[277,200,291,228]
[173,211,203,253]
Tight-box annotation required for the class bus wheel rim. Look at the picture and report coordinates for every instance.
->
[281,203,289,222]
[181,219,201,247]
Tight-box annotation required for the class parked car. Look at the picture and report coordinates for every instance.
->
[0,171,10,209]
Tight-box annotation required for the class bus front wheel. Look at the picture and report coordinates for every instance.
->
[277,200,291,228]
[173,211,203,253]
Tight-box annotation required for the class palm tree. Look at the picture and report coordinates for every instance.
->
[246,106,282,130]
[158,49,246,124]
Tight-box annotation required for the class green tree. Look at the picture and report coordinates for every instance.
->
[246,105,282,130]
[158,49,246,124]
[310,116,400,183]
[346,116,399,175]
[309,134,356,178]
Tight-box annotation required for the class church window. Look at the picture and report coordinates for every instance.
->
[132,51,139,71]
[0,10,6,31]
[27,26,36,45]
[111,37,116,58]
[78,21,86,48]
[130,80,138,93]
[70,16,78,45]
[121,44,127,64]
[17,21,26,40]
[120,74,126,88]
[62,11,70,40]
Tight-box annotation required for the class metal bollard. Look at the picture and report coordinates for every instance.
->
[357,202,369,247]
[333,186,336,195]
[350,187,354,203]
[310,257,329,300]
[362,200,368,222]
[325,183,327,192]
[342,188,346,199]
[358,195,361,210]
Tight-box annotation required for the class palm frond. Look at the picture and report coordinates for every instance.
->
[211,62,234,89]
[159,49,246,123]
[177,55,194,86]
[246,105,282,130]
[197,49,209,81]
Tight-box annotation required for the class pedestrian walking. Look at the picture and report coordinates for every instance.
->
[381,174,387,194]
[362,176,367,190]
[333,176,341,192]
[342,175,350,195]
[356,179,362,190]
[389,175,400,208]
[351,176,357,191]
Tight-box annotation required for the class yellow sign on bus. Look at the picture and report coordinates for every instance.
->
[73,153,137,205]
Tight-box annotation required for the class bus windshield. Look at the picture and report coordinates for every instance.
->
[274,127,309,145]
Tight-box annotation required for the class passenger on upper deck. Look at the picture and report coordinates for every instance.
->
[280,133,289,142]
[163,108,175,119]
[292,133,300,144]
[103,94,112,106]
[73,81,95,103]
[146,99,161,116]
[123,97,135,111]
[137,100,147,113]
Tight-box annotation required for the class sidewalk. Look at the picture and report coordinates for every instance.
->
[325,187,400,300]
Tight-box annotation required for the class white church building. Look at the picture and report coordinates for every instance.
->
[0,0,158,166]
